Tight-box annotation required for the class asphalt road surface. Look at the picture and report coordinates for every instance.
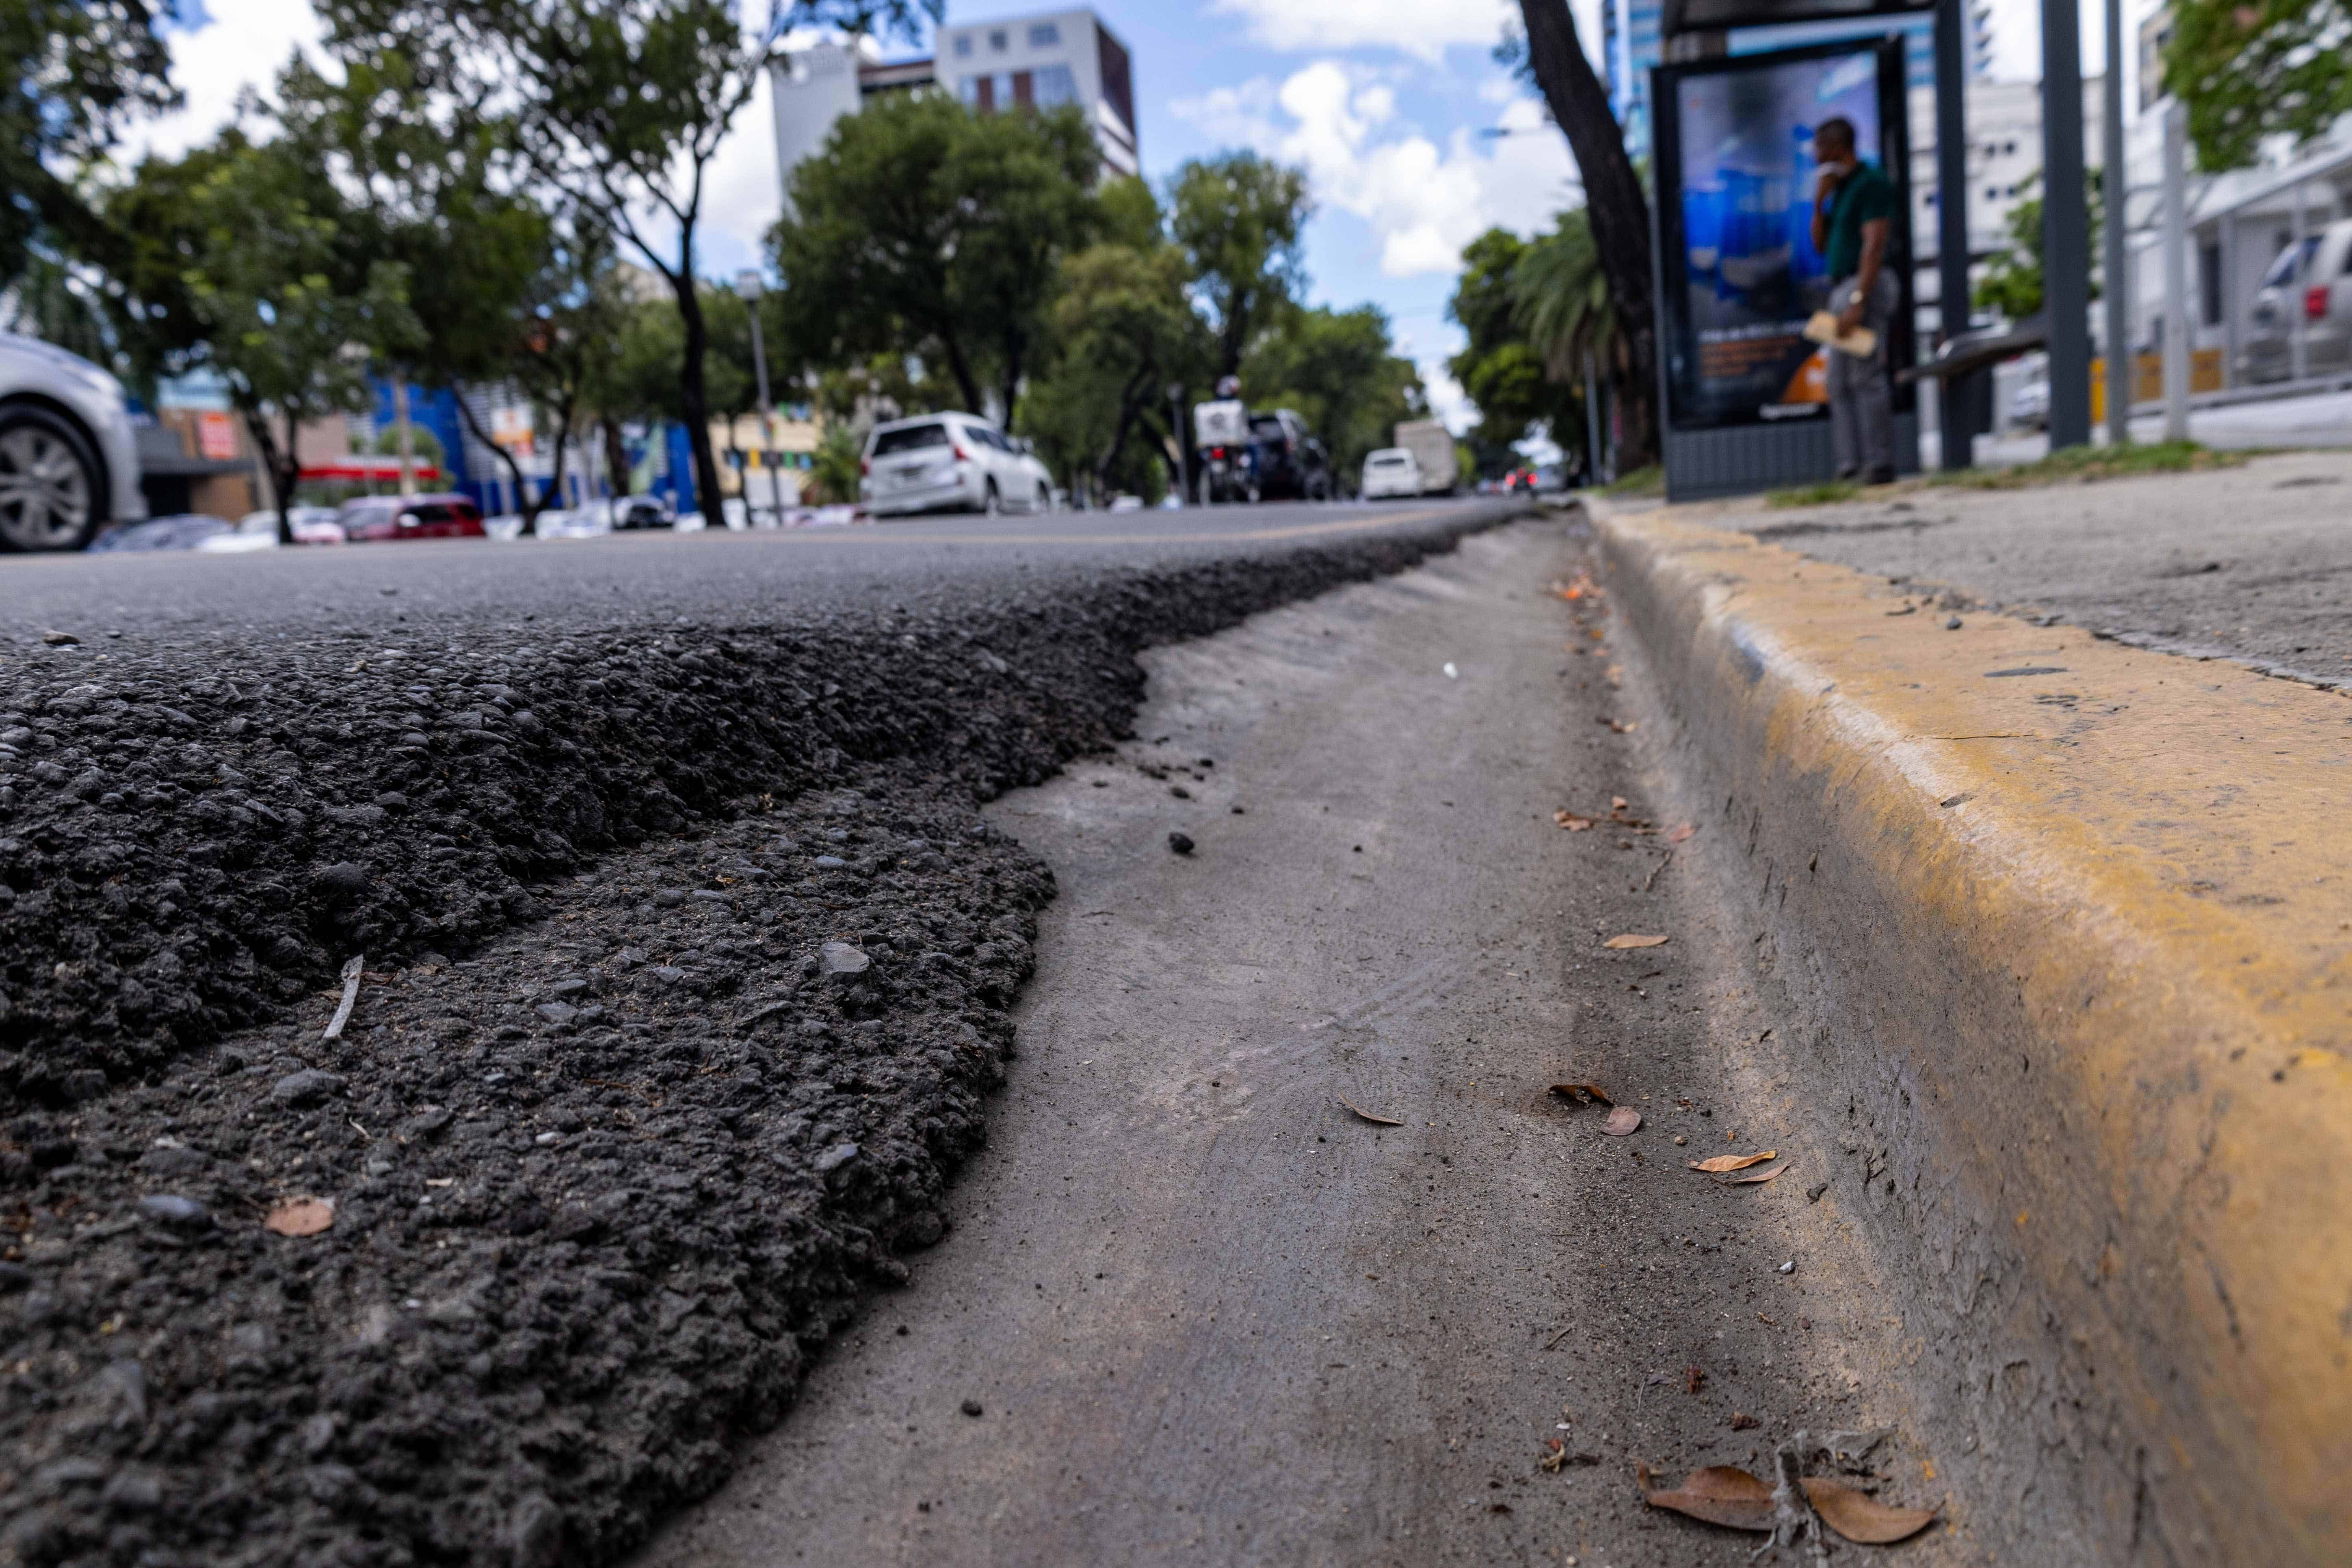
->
[634,518,1962,1568]
[1723,448,2352,689]
[5,498,1508,648]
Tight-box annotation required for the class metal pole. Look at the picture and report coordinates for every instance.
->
[2041,0,2094,448]
[2220,211,2239,389]
[746,312,779,526]
[2162,102,2192,441]
[393,374,418,497]
[2291,179,2309,382]
[2101,0,2129,446]
[1934,0,1980,468]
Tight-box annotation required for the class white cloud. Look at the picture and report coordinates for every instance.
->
[1208,0,1517,63]
[1174,61,1580,279]
[132,0,323,162]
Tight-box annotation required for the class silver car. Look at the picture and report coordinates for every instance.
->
[860,412,1054,517]
[0,333,146,551]
[2241,218,2352,385]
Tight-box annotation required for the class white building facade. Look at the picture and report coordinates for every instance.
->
[770,6,1138,204]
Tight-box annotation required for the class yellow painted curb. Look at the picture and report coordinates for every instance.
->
[1598,504,2352,1566]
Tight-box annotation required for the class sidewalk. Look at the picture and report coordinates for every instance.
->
[1593,457,2352,1566]
[1931,384,2352,467]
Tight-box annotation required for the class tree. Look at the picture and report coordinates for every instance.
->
[103,132,419,543]
[1,0,177,288]
[1168,152,1311,377]
[1020,181,1209,505]
[320,0,940,525]
[1509,210,1618,477]
[1242,304,1425,489]
[1974,169,2104,321]
[2166,0,2352,171]
[1510,0,1657,466]
[770,91,1101,426]
[1446,227,1582,456]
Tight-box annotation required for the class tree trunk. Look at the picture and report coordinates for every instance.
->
[1518,0,1659,469]
[937,327,985,420]
[451,390,543,536]
[1093,368,1153,496]
[603,417,629,497]
[669,268,727,529]
[238,403,300,545]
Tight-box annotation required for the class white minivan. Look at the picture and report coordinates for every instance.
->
[1360,447,1423,500]
[861,412,1054,518]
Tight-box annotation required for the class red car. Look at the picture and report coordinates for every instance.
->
[335,493,487,542]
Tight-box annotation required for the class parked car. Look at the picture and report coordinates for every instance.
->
[227,507,347,547]
[1247,408,1332,501]
[2241,218,2352,385]
[2010,375,2051,431]
[335,493,487,542]
[0,332,145,552]
[861,412,1053,517]
[88,513,232,552]
[1360,447,1423,500]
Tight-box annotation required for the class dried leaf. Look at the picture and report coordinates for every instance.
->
[1603,933,1670,949]
[1547,1082,1612,1106]
[1729,1412,1761,1430]
[1800,1477,1939,1544]
[1608,719,1638,734]
[1602,1106,1642,1136]
[1339,1097,1404,1127]
[1719,1163,1787,1186]
[1688,1151,1778,1172]
[1666,822,1698,844]
[1636,1463,1774,1532]
[1554,810,1596,831]
[264,1197,335,1237]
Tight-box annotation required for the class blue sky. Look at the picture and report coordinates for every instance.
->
[147,0,2081,430]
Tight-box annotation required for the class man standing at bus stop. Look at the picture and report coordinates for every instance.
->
[1811,115,1898,484]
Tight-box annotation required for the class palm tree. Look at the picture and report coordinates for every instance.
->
[1509,209,1644,477]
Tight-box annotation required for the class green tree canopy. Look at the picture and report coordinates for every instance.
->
[1242,304,1426,489]
[2166,0,2352,171]
[1169,151,1311,376]
[769,91,1101,426]
[1022,232,1207,504]
[1,0,177,287]
[1973,169,2103,322]
[1446,226,1583,459]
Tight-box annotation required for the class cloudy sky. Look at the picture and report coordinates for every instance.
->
[146,0,2110,430]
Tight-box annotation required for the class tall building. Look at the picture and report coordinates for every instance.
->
[1600,0,1663,161]
[770,6,1138,203]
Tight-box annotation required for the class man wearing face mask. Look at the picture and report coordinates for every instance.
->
[1809,115,1897,484]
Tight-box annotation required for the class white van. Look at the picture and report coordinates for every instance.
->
[1360,447,1423,500]
[861,412,1054,518]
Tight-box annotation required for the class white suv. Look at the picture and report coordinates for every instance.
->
[861,412,1054,517]
[1360,447,1422,500]
[0,333,146,551]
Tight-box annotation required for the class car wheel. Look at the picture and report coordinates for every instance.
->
[0,404,104,552]
[1035,482,1051,513]
[981,480,1002,517]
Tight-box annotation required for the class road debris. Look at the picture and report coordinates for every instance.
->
[1443,662,1458,679]
[1554,810,1596,830]
[1802,1477,1938,1544]
[1603,933,1669,949]
[263,1197,335,1237]
[40,629,80,646]
[1547,1082,1612,1106]
[1666,822,1698,844]
[1601,1106,1642,1136]
[1339,1097,1405,1126]
[1168,831,1195,855]
[1688,1151,1777,1172]
[1639,1440,1939,1549]
[1685,1365,1706,1394]
[1731,1412,1761,1430]
[320,955,364,1041]
[1720,1164,1787,1186]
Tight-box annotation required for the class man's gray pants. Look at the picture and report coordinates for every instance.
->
[1826,271,1898,481]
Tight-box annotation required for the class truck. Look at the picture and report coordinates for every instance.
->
[1391,420,1457,495]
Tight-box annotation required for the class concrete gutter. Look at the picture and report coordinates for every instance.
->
[1595,502,2352,1567]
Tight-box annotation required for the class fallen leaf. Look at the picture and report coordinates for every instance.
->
[1684,1365,1705,1394]
[1666,822,1698,844]
[1800,1477,1939,1544]
[1554,810,1596,831]
[1547,1082,1612,1106]
[1339,1097,1404,1127]
[1609,719,1638,733]
[1602,1106,1642,1136]
[264,1197,335,1237]
[1541,1438,1569,1472]
[1636,1463,1774,1531]
[1603,933,1670,949]
[1720,1164,1787,1185]
[1729,1412,1761,1430]
[1688,1151,1778,1172]
[1611,796,1628,810]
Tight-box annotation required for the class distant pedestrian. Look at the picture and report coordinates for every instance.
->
[1809,116,1897,484]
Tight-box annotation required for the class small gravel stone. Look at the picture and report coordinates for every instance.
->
[536,1002,579,1027]
[819,941,871,981]
[815,1141,860,1173]
[270,1069,344,1106]
[812,854,848,869]
[959,1399,984,1417]
[1167,832,1195,855]
[137,1194,210,1230]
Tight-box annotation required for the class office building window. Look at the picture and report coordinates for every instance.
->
[959,75,996,111]
[952,32,971,56]
[1029,22,1060,45]
[1032,63,1077,107]
[988,28,1007,50]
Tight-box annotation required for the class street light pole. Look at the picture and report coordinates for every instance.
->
[2041,0,2093,449]
[1168,382,1188,506]
[2101,0,2130,448]
[734,270,784,527]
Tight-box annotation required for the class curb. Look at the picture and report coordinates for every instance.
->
[1595,501,2352,1567]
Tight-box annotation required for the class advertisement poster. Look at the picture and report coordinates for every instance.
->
[1654,39,1911,431]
